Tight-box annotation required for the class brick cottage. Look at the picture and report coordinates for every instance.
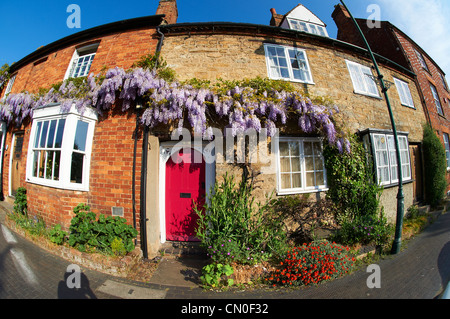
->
[0,1,443,259]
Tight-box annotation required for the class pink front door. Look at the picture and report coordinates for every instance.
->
[165,148,205,241]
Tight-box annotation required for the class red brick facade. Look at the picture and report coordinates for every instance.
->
[332,4,450,194]
[0,16,163,242]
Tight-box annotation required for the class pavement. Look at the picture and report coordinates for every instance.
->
[1,198,450,304]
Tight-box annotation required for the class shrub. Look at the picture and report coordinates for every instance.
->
[267,241,356,287]
[331,213,394,247]
[200,263,234,288]
[323,134,382,221]
[422,124,447,207]
[13,187,27,215]
[68,203,138,255]
[49,224,68,245]
[195,173,287,265]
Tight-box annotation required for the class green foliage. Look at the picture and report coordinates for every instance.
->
[323,134,382,222]
[200,263,234,288]
[422,124,447,207]
[68,203,138,255]
[331,213,394,247]
[49,224,68,245]
[194,173,287,265]
[111,237,127,256]
[13,187,28,215]
[132,53,176,82]
[0,63,10,89]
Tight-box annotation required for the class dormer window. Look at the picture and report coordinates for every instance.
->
[288,18,328,37]
[65,43,99,79]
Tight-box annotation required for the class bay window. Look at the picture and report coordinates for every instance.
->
[368,131,411,186]
[26,104,97,191]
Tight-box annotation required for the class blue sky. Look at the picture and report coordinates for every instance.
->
[1,0,449,78]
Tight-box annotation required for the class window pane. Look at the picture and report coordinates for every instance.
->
[71,152,84,184]
[289,142,300,156]
[280,158,291,173]
[292,173,302,188]
[46,120,57,148]
[45,151,54,179]
[281,173,291,189]
[40,121,49,148]
[279,142,290,156]
[34,122,42,148]
[304,142,313,156]
[32,151,39,177]
[54,151,61,181]
[74,120,89,151]
[291,157,301,172]
[315,156,324,170]
[38,150,46,178]
[306,172,315,187]
[54,119,66,148]
[305,157,315,171]
[316,172,324,186]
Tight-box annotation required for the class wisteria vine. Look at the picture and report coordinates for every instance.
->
[0,65,350,153]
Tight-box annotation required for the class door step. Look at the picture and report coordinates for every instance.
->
[159,241,207,258]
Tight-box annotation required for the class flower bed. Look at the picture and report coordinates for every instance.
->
[266,241,356,287]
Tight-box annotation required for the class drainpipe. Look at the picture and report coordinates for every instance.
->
[339,1,405,254]
[137,26,166,259]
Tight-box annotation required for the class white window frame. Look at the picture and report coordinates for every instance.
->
[26,104,97,191]
[64,43,99,80]
[372,133,411,186]
[430,83,444,116]
[443,133,450,170]
[394,77,414,108]
[264,44,314,84]
[346,60,380,98]
[5,74,16,95]
[287,18,328,37]
[275,137,328,195]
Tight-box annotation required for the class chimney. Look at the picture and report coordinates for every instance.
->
[332,4,362,45]
[156,0,178,25]
[270,8,284,27]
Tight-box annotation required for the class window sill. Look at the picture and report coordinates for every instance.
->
[268,77,315,86]
[26,178,89,192]
[277,187,329,196]
[353,91,382,100]
[401,104,415,109]
[379,179,413,189]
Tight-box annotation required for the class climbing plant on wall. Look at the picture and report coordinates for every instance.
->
[0,54,349,151]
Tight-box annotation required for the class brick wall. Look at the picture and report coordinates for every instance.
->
[1,27,159,238]
[6,29,158,95]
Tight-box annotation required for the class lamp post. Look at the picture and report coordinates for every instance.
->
[339,0,404,254]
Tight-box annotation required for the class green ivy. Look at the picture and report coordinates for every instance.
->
[68,203,138,255]
[323,134,382,222]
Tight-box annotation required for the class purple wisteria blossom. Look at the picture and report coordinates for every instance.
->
[0,64,349,153]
